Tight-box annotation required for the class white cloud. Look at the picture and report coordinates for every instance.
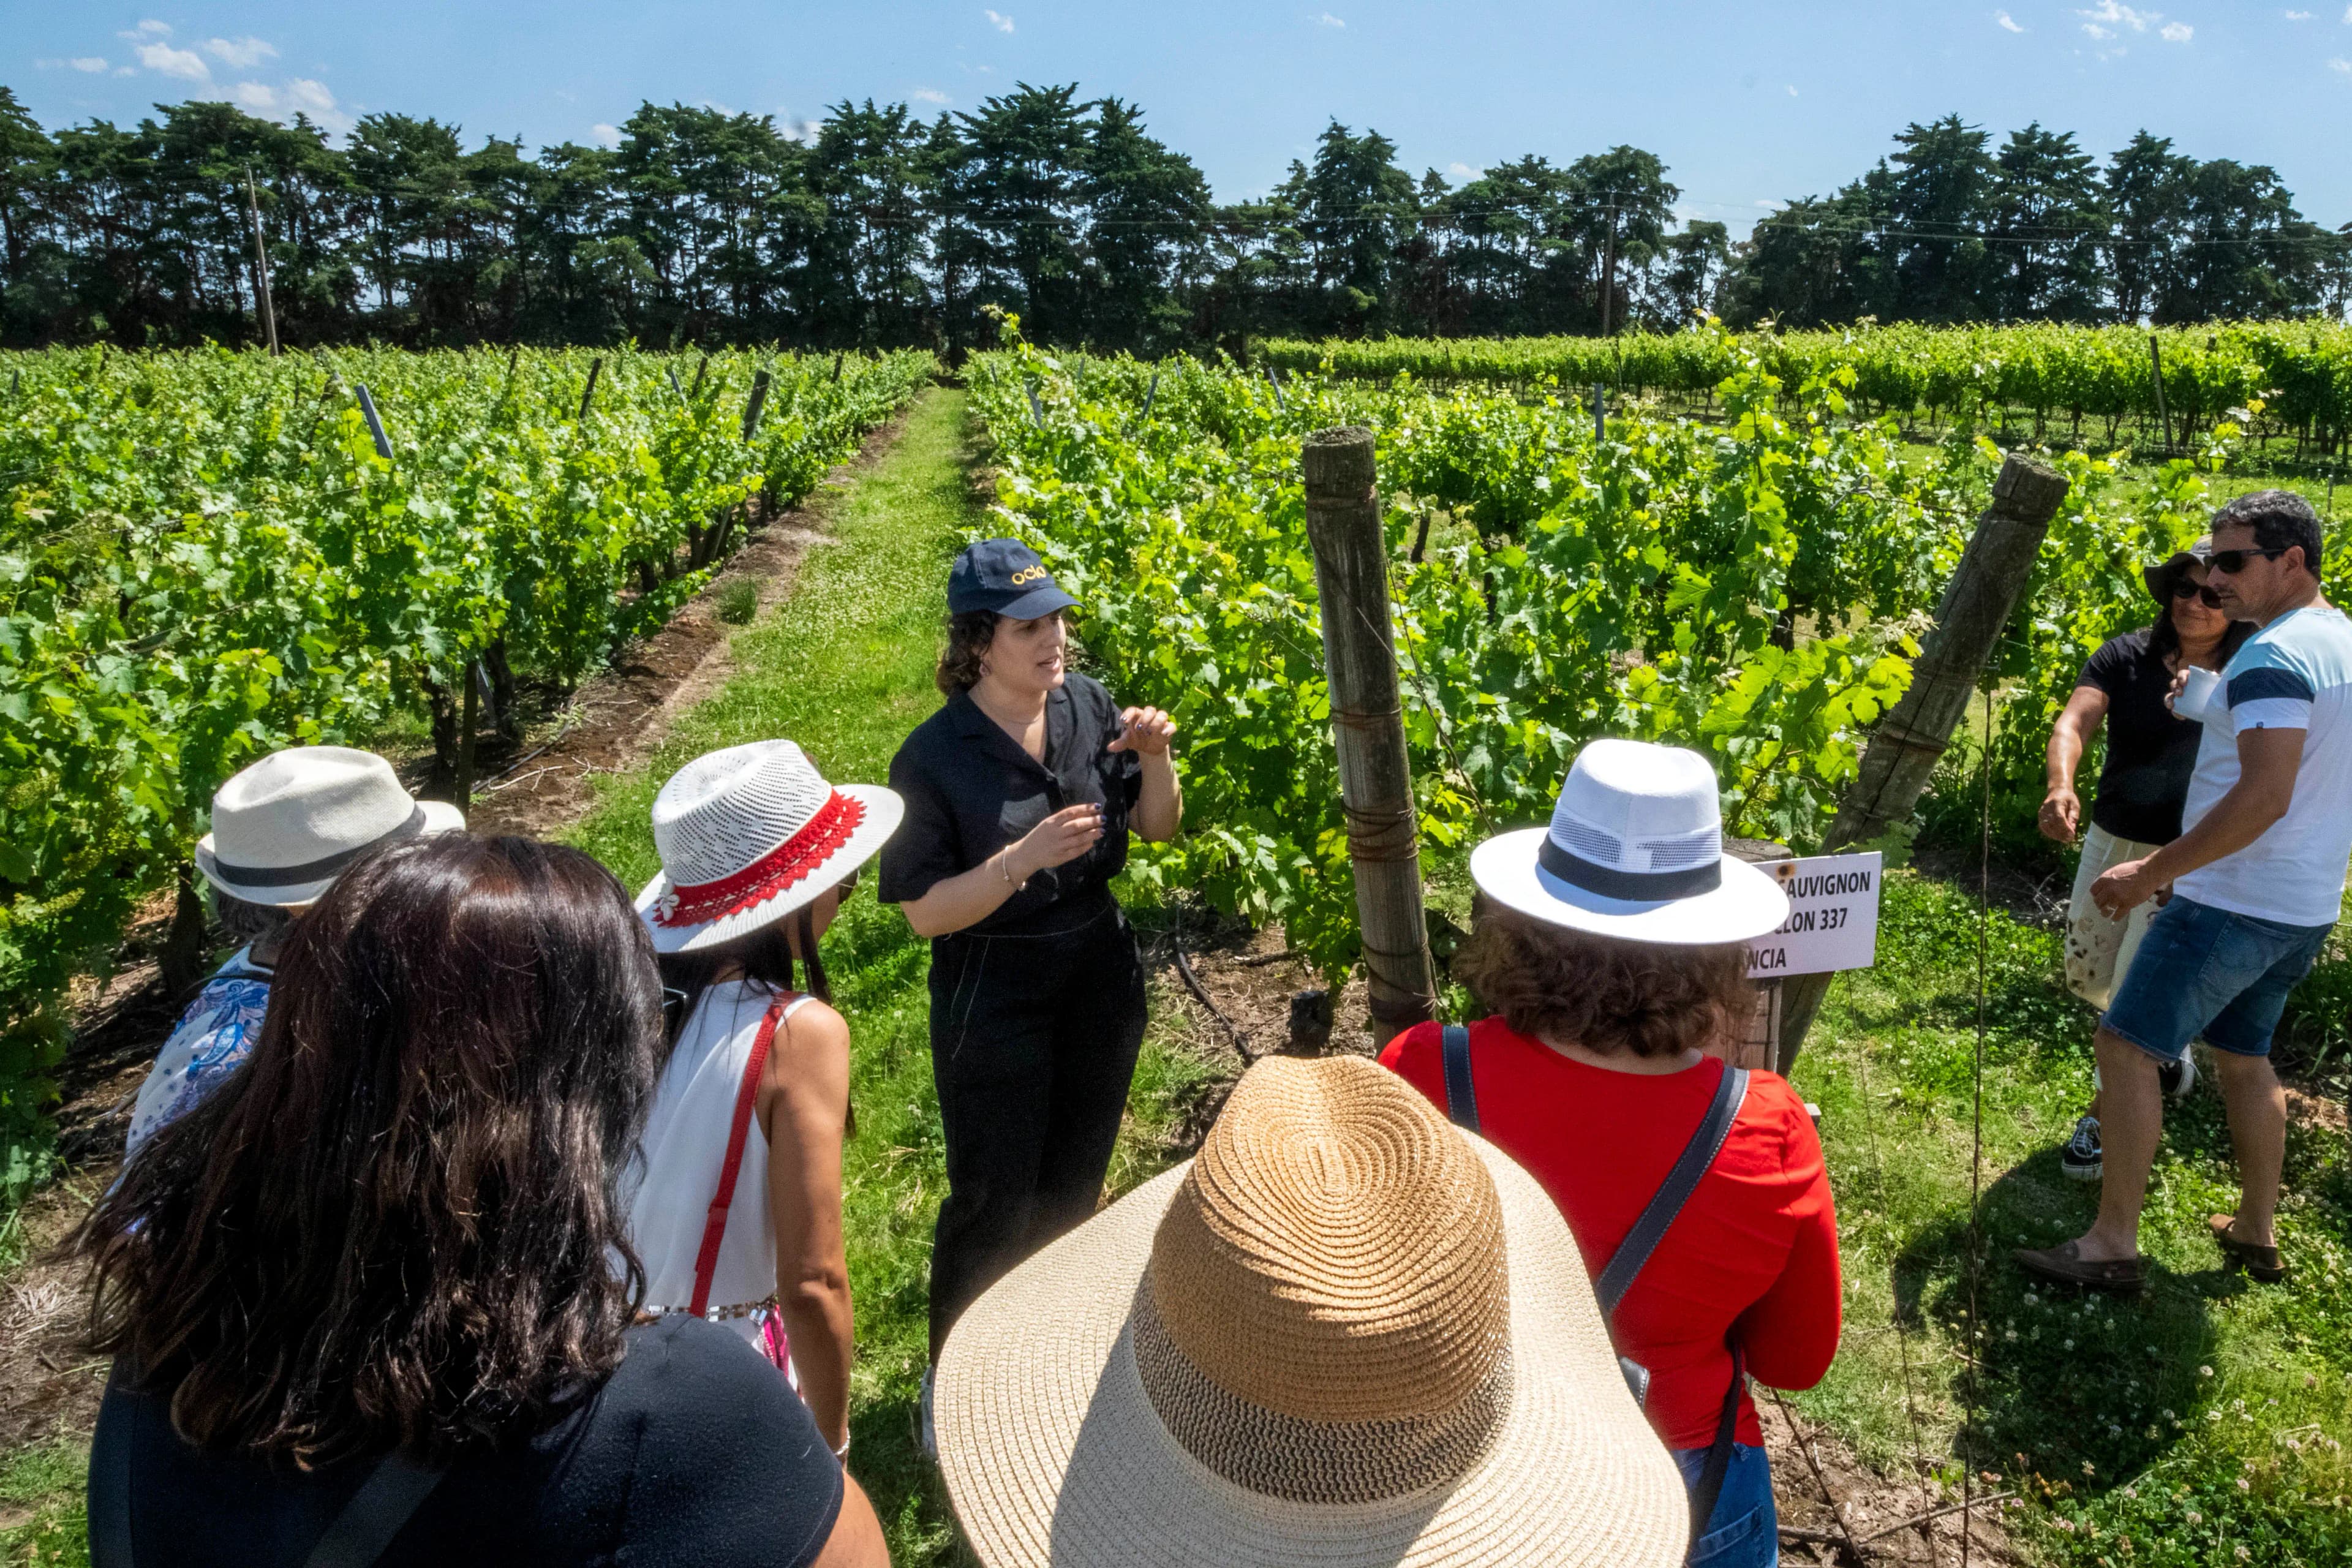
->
[2344,2,2351,18]
[780,116,823,141]
[232,78,350,132]
[1786,83,1800,94]
[1313,10,1346,24]
[2088,1,2154,29]
[232,81,279,111]
[1754,198,1785,210]
[204,37,279,68]
[911,86,951,104]
[113,66,135,76]
[2285,9,2313,17]
[1996,8,2026,28]
[592,123,624,147]
[983,8,1014,30]
[2333,53,2352,67]
[2160,19,2193,37]
[1446,160,1480,178]
[2082,21,2116,35]
[127,19,170,36]
[70,56,110,72]
[134,41,211,80]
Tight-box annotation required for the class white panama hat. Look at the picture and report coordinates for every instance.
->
[194,746,467,908]
[634,740,903,954]
[1470,737,1789,946]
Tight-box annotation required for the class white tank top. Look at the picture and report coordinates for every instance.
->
[626,981,815,1351]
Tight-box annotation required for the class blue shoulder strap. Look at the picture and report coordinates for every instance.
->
[1439,1024,1479,1135]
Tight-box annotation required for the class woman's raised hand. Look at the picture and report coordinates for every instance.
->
[1107,706,1177,756]
[1011,804,1106,876]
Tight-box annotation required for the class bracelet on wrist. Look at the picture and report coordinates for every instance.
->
[999,850,1023,890]
[832,1433,851,1461]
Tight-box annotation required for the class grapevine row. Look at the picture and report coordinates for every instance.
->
[0,345,935,1168]
[973,324,2331,978]
[1259,321,2352,458]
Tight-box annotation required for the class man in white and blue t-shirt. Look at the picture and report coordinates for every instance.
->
[2021,490,2348,1294]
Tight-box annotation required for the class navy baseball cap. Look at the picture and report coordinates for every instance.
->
[948,538,1080,620]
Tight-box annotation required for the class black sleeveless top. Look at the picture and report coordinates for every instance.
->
[91,1315,842,1568]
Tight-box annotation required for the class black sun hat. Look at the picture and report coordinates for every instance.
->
[949,538,1080,620]
[2143,536,2214,606]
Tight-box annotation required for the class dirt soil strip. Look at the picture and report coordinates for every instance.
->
[0,399,923,1462]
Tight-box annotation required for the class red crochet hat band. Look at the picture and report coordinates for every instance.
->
[650,791,867,929]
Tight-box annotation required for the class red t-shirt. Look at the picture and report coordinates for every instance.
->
[1381,1018,1841,1450]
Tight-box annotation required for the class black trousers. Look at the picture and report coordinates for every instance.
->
[926,898,1147,1360]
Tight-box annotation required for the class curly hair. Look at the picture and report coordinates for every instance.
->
[935,609,1001,695]
[1452,902,1754,1059]
[72,834,666,1466]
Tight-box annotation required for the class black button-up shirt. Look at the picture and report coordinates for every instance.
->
[880,673,1144,937]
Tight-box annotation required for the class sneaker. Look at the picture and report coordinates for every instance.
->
[2159,1054,2196,1101]
[2060,1115,2102,1182]
[918,1365,938,1464]
[2091,1055,2196,1101]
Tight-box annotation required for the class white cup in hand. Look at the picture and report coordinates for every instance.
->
[2174,666,2223,723]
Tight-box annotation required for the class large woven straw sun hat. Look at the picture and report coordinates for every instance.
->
[194,746,465,908]
[935,1055,1690,1568]
[634,740,902,954]
[1471,737,1788,946]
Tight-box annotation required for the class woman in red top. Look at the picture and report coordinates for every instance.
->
[1382,738,1840,1568]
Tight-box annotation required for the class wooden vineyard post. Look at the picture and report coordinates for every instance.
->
[742,368,772,442]
[454,659,481,814]
[1775,453,2070,1072]
[1301,426,1438,1038]
[577,355,603,423]
[1721,839,1792,1073]
[2149,335,2173,456]
[244,167,278,355]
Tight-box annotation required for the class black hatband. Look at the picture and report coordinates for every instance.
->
[1537,834,1722,902]
[209,804,431,888]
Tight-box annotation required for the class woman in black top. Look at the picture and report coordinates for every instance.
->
[2041,538,2251,1181]
[880,539,1180,1445]
[75,835,888,1568]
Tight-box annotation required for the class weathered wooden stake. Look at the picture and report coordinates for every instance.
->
[577,355,603,423]
[1302,426,1436,1038]
[742,368,772,442]
[1776,453,2070,1071]
[354,384,392,460]
[243,167,279,355]
[2149,335,2173,455]
[454,659,481,813]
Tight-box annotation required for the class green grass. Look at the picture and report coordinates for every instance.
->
[564,386,1215,1564]
[0,1438,89,1567]
[1790,870,2352,1566]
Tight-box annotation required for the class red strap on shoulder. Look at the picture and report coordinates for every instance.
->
[688,997,791,1319]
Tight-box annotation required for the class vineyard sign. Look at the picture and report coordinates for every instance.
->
[1746,852,1883,979]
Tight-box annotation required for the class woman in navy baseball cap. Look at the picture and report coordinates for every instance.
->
[876,538,1182,1460]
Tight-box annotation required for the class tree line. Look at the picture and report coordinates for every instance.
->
[1,83,2346,355]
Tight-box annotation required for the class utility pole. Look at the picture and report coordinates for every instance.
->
[244,166,279,355]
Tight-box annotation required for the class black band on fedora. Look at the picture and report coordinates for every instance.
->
[209,804,430,889]
[1537,834,1722,902]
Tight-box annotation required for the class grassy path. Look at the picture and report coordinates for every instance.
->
[566,386,1211,1564]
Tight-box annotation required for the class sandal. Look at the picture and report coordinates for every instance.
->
[2208,1215,2290,1283]
[2014,1240,2146,1294]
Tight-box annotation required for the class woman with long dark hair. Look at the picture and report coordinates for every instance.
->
[878,538,1179,1460]
[627,740,902,1460]
[75,834,886,1568]
[2041,538,2253,1180]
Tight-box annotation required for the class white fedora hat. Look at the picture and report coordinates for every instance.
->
[1471,738,1788,945]
[635,741,902,954]
[194,746,467,908]
[935,1055,1691,1568]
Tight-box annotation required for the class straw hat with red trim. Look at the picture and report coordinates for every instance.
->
[634,740,902,954]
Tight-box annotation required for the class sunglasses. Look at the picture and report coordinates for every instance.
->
[2209,547,2288,575]
[2171,579,2223,608]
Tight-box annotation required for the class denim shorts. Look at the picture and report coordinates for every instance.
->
[2101,895,2334,1063]
[1674,1441,1777,1568]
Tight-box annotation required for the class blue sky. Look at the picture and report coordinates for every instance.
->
[10,1,2351,237]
